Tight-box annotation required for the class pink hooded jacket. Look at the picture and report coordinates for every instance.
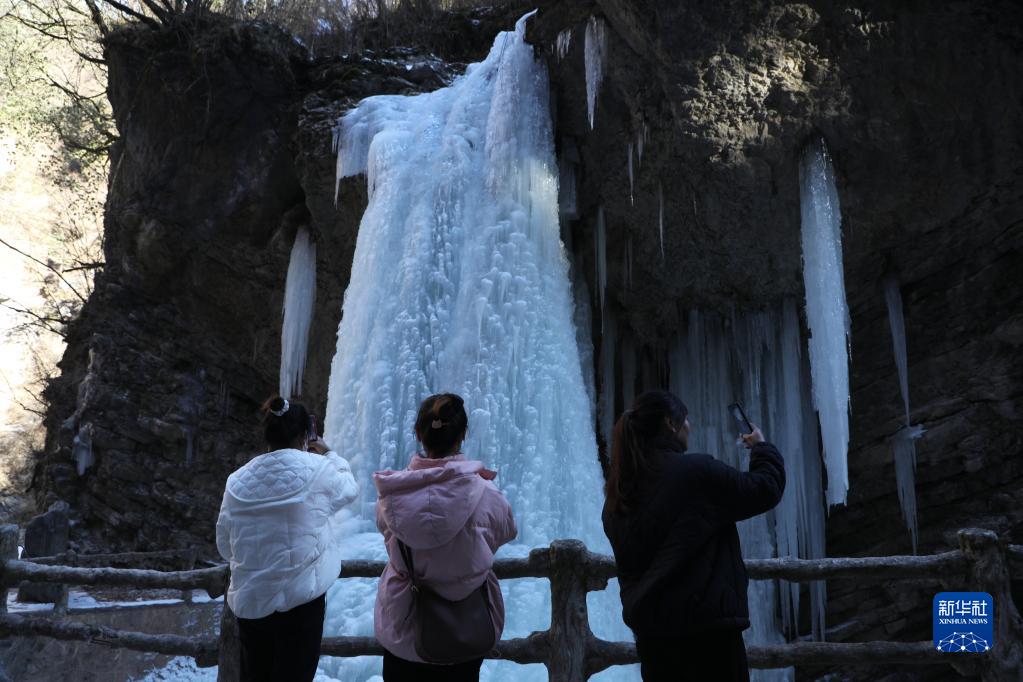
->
[374,453,517,663]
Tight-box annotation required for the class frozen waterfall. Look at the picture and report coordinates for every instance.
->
[799,139,851,507]
[279,227,317,398]
[884,275,924,553]
[322,14,632,680]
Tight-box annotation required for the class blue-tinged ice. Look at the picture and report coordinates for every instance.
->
[798,139,851,507]
[670,303,827,679]
[884,275,924,553]
[585,16,607,129]
[321,14,632,680]
[279,227,317,398]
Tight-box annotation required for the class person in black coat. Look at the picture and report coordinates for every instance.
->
[602,389,786,682]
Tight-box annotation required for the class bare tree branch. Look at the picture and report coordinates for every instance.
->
[0,300,69,338]
[0,237,87,303]
[82,0,109,36]
[99,0,162,28]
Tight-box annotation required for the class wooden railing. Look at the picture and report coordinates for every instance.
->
[1,525,1020,681]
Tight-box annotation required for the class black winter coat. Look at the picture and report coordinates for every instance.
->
[602,437,785,637]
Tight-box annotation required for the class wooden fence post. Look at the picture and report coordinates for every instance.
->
[216,600,241,682]
[546,540,595,682]
[958,529,1023,682]
[0,525,18,614]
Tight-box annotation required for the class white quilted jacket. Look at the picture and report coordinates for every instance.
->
[215,448,359,619]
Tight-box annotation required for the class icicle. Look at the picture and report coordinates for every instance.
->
[584,16,607,129]
[799,138,851,507]
[636,122,646,167]
[657,182,665,260]
[279,227,317,398]
[595,206,607,320]
[73,422,94,476]
[884,276,910,422]
[627,142,634,205]
[572,264,597,423]
[894,424,924,554]
[599,308,617,444]
[556,28,572,61]
[884,274,924,553]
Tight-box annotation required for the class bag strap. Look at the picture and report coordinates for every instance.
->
[396,539,419,592]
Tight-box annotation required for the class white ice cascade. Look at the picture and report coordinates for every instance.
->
[669,302,827,681]
[798,139,851,507]
[585,16,607,129]
[279,226,317,398]
[884,274,924,553]
[322,15,632,680]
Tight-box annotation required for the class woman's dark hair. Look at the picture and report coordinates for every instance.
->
[261,395,312,450]
[414,393,468,458]
[605,390,688,513]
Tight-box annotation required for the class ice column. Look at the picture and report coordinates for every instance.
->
[884,274,924,553]
[584,16,607,129]
[595,205,607,319]
[324,14,628,680]
[279,226,317,398]
[799,139,851,506]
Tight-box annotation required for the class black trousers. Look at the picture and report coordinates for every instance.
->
[236,593,326,682]
[382,649,484,682]
[636,630,750,682]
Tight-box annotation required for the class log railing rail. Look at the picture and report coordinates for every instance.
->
[0,524,1020,681]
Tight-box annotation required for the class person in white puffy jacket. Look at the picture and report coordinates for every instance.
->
[216,395,359,682]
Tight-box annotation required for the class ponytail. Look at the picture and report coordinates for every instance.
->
[414,393,469,458]
[604,390,688,513]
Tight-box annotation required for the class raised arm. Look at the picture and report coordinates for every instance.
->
[704,442,786,522]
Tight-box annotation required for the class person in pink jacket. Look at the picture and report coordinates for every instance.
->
[374,393,517,681]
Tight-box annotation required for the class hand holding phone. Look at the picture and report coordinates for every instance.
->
[728,402,765,449]
[728,402,753,433]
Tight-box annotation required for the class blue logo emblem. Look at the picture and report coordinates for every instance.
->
[933,592,993,653]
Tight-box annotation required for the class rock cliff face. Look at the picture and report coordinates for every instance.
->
[34,1,1022,678]
[528,1,1023,678]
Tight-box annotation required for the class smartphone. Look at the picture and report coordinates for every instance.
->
[727,402,753,434]
[309,414,319,439]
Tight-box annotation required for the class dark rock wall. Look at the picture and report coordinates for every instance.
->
[33,2,1022,679]
[529,1,1022,679]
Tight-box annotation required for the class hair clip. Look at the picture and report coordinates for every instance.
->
[270,399,290,417]
[431,419,445,429]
